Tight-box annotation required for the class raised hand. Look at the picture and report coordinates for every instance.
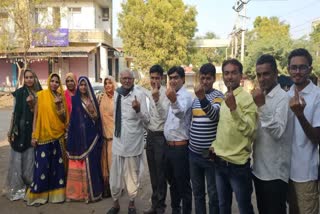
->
[194,83,206,100]
[225,84,237,111]
[290,87,306,117]
[132,95,141,113]
[252,87,265,107]
[152,81,160,103]
[166,82,177,103]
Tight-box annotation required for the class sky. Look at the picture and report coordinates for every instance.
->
[113,0,320,39]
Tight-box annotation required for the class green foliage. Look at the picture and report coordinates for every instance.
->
[244,16,292,78]
[310,24,320,78]
[118,0,197,72]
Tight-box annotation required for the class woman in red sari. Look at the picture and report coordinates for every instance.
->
[64,72,77,115]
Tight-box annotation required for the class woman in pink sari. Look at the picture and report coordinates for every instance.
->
[64,73,77,115]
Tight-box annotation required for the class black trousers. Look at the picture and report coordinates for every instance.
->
[165,143,192,214]
[146,131,167,212]
[253,174,288,214]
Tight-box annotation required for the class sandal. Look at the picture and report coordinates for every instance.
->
[128,207,137,214]
[106,207,120,214]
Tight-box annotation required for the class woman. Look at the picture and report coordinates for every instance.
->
[25,73,68,206]
[64,72,77,115]
[66,76,103,202]
[98,76,116,198]
[4,69,42,201]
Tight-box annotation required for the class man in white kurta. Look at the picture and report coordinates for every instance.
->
[108,69,149,214]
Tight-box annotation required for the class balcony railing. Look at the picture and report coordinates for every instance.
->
[69,29,112,46]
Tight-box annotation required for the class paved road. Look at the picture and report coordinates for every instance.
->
[0,108,12,140]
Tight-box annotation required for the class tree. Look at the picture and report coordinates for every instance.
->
[310,24,320,78]
[244,16,292,78]
[0,0,45,88]
[118,0,197,72]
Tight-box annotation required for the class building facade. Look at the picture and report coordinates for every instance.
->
[0,0,121,86]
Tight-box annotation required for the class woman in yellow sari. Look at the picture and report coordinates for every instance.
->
[25,73,69,206]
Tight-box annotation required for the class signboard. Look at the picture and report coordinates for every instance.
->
[32,28,69,47]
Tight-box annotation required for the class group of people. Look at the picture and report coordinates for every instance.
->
[3,47,320,214]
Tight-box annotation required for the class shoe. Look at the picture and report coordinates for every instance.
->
[143,207,156,214]
[106,207,120,214]
[128,207,137,214]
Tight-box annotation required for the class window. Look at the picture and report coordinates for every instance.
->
[0,12,8,29]
[53,7,61,28]
[34,8,47,25]
[102,8,109,22]
[68,7,82,29]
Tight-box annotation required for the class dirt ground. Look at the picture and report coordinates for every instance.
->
[0,93,13,109]
[0,100,257,213]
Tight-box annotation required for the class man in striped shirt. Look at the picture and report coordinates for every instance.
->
[189,63,224,214]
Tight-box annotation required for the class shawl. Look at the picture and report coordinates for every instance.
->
[114,85,133,138]
[67,76,103,159]
[10,70,42,152]
[32,73,68,143]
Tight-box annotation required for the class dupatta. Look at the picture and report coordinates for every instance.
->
[32,73,69,144]
[67,76,103,159]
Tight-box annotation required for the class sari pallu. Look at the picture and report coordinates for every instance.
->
[26,73,68,206]
[66,76,103,202]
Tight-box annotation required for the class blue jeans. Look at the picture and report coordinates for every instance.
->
[215,158,254,214]
[189,151,219,214]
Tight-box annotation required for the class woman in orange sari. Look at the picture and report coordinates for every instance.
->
[98,76,116,197]
[25,73,68,206]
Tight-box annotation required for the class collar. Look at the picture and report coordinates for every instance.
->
[176,85,186,96]
[289,80,314,95]
[226,86,243,96]
[266,84,281,98]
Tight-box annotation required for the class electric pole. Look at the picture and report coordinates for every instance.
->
[231,0,250,62]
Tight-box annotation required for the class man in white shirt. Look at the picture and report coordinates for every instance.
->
[164,66,193,214]
[107,69,149,214]
[252,54,294,214]
[287,48,320,214]
[143,65,169,214]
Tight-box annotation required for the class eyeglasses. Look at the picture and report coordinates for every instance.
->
[289,64,310,72]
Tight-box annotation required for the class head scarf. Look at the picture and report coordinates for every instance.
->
[64,72,78,115]
[67,76,102,159]
[23,69,42,92]
[32,73,69,143]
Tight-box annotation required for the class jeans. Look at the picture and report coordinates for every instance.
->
[215,158,254,214]
[165,144,192,214]
[253,175,287,214]
[146,131,167,212]
[189,151,219,214]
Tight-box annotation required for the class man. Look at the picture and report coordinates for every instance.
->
[251,54,293,214]
[143,65,169,214]
[210,59,257,214]
[287,48,320,214]
[107,69,149,214]
[189,63,223,214]
[164,66,193,214]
